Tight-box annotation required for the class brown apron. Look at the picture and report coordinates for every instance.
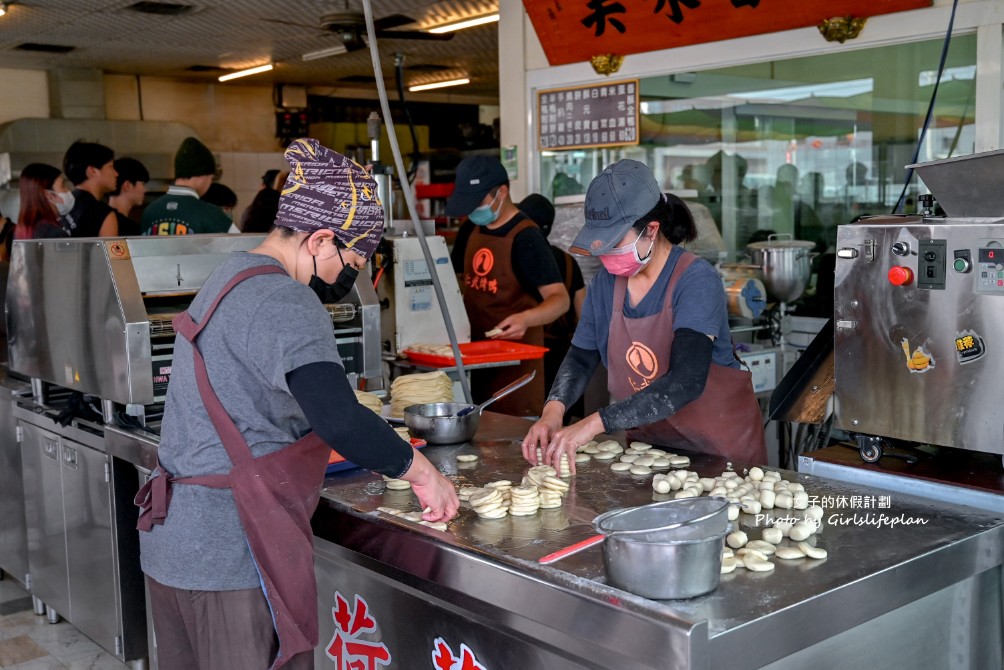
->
[135,265,329,669]
[607,251,767,464]
[462,216,545,416]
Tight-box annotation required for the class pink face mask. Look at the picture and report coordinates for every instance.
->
[600,232,654,277]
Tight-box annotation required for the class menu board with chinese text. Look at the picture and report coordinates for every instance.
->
[537,79,640,151]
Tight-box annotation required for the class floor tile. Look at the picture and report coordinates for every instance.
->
[0,635,47,666]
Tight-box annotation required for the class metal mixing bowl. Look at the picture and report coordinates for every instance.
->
[403,402,480,445]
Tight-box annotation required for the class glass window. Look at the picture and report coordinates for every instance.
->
[539,34,977,260]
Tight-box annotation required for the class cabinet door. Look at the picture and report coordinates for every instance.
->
[19,421,69,615]
[0,390,29,583]
[62,439,119,653]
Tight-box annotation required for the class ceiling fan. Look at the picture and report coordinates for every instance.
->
[266,3,454,58]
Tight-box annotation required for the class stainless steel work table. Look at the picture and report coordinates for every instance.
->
[311,412,1004,670]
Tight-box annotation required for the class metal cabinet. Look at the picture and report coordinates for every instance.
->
[0,384,29,585]
[20,421,69,616]
[19,418,119,654]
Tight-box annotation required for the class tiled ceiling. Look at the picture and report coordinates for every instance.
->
[0,0,500,98]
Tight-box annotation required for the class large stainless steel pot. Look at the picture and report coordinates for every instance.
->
[746,234,816,303]
[593,498,730,599]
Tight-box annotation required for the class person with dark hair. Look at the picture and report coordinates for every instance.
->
[518,193,586,419]
[109,157,150,236]
[136,138,457,669]
[239,187,281,233]
[142,137,232,235]
[202,183,238,220]
[61,141,119,237]
[445,156,570,416]
[15,163,71,240]
[523,159,766,469]
[260,169,280,191]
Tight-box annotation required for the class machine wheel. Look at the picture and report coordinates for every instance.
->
[860,442,883,463]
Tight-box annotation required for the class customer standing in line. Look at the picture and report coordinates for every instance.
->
[61,141,119,237]
[142,136,232,235]
[108,157,150,236]
[15,163,72,240]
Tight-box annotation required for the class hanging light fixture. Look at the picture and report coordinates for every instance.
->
[408,77,470,92]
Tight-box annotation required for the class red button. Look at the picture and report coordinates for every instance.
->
[888,266,913,286]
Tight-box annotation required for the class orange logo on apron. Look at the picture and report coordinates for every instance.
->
[472,248,494,277]
[626,341,659,392]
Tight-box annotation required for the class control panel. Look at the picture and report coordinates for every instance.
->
[917,239,946,290]
[975,240,1004,294]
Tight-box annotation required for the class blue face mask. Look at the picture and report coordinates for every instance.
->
[468,189,501,226]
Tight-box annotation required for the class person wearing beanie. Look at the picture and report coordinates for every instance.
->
[140,136,232,235]
[518,193,587,420]
[60,140,119,237]
[445,155,569,417]
[137,137,457,670]
[108,157,150,236]
[522,159,766,474]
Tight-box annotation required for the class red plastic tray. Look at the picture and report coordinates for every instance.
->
[402,340,549,367]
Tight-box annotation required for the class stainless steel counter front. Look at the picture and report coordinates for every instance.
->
[311,413,1004,669]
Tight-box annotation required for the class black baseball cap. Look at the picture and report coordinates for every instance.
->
[445,156,509,217]
[570,159,661,256]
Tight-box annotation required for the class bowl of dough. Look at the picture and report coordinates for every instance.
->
[593,497,730,599]
[403,402,480,445]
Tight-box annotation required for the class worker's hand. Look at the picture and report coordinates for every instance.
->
[521,401,564,465]
[544,413,605,475]
[402,452,459,522]
[492,312,530,340]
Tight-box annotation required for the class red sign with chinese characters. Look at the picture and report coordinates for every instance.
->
[325,592,392,670]
[431,637,488,670]
[523,0,933,66]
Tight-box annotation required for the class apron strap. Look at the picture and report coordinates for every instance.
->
[172,264,288,468]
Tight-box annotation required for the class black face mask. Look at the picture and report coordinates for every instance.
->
[308,247,359,304]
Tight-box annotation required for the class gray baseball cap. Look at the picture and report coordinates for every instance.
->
[569,159,661,256]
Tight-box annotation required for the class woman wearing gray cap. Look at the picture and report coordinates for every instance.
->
[136,138,458,669]
[522,159,766,471]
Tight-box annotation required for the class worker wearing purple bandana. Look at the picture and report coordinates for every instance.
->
[138,137,457,670]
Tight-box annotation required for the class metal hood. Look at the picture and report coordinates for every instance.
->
[908,148,1004,218]
[0,117,199,185]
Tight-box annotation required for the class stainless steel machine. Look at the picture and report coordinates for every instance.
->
[833,149,1004,464]
[375,234,470,358]
[6,235,384,410]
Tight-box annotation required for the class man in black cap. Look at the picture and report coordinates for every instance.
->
[446,155,569,416]
[141,137,232,235]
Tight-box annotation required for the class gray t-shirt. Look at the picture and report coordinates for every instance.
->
[140,252,341,590]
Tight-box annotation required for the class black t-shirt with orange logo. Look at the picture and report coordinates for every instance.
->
[450,216,561,299]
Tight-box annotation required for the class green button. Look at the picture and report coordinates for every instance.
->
[954,259,968,272]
